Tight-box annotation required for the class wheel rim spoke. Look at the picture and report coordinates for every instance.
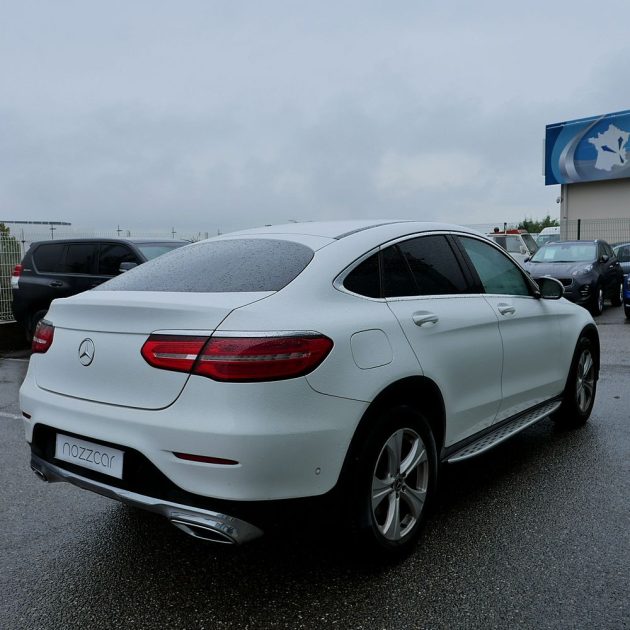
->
[384,430,403,475]
[371,476,393,511]
[402,486,426,520]
[400,439,426,477]
[578,388,586,411]
[382,493,401,540]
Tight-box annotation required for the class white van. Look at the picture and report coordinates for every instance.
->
[486,231,539,264]
[537,226,560,247]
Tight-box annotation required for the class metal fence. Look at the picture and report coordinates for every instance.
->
[0,235,22,322]
[562,218,630,245]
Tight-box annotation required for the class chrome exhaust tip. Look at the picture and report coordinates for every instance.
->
[31,464,48,482]
[171,519,237,544]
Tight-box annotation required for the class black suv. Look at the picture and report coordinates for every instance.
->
[523,239,624,315]
[12,238,188,337]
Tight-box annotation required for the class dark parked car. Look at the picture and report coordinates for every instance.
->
[612,242,630,276]
[11,238,188,337]
[524,240,624,316]
[613,243,630,319]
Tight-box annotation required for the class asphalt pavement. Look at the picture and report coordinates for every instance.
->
[1,308,629,629]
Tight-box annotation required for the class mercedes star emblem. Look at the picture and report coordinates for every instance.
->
[78,339,95,366]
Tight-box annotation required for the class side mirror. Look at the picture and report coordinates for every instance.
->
[537,276,564,300]
[119,262,138,273]
[524,256,531,263]
[600,254,609,263]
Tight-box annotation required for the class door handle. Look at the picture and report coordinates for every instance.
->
[49,281,63,288]
[497,304,516,316]
[412,312,439,327]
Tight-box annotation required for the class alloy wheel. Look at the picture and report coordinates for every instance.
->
[576,349,595,413]
[371,428,429,541]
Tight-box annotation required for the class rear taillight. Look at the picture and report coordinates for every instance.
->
[32,320,55,354]
[140,336,208,373]
[141,334,333,382]
[10,264,22,289]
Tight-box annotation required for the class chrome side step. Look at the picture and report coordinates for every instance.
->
[30,454,263,544]
[446,399,562,463]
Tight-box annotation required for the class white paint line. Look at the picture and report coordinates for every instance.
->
[0,411,21,420]
[1,358,30,362]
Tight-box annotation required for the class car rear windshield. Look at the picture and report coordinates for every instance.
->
[96,239,314,292]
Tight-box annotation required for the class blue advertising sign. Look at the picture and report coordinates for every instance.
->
[545,109,630,185]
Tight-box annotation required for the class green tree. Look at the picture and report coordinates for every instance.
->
[518,215,559,234]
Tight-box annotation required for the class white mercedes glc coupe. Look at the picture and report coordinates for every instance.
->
[20,221,599,557]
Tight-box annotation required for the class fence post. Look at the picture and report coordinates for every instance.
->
[577,219,581,241]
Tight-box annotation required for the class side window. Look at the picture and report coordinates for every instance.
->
[382,245,418,297]
[504,235,523,254]
[617,246,630,262]
[99,244,138,276]
[32,244,65,272]
[343,253,380,298]
[605,243,615,258]
[458,237,532,297]
[492,235,507,250]
[397,235,469,295]
[60,244,98,274]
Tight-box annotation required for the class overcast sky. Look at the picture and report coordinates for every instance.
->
[2,0,630,235]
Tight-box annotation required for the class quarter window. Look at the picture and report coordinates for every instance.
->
[458,237,531,297]
[99,244,138,276]
[343,253,380,298]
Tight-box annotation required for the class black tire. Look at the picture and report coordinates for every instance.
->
[552,335,598,428]
[348,405,438,560]
[26,309,48,343]
[588,284,604,316]
[625,304,630,320]
[611,281,623,307]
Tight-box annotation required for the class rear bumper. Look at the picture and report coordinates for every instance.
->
[30,454,263,544]
[20,368,368,501]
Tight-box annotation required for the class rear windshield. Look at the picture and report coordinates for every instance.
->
[96,239,314,292]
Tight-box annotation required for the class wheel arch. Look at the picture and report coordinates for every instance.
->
[580,323,600,379]
[339,376,446,483]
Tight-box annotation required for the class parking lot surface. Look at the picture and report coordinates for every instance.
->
[1,308,629,629]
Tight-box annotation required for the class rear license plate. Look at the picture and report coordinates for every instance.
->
[55,434,124,479]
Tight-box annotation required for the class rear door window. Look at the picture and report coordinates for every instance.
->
[97,239,314,292]
[382,245,418,297]
[60,244,98,274]
[397,235,469,295]
[32,243,65,272]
